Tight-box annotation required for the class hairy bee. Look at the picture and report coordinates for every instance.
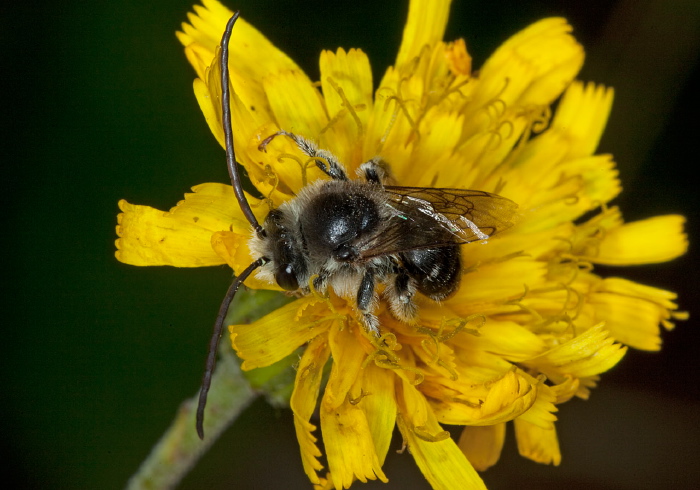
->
[196,12,517,438]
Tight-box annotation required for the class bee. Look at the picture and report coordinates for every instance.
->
[196,12,518,438]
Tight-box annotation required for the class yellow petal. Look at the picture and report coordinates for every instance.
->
[320,380,387,488]
[513,381,561,465]
[396,378,487,490]
[472,320,546,362]
[510,150,620,226]
[177,0,236,54]
[397,368,430,429]
[549,82,614,159]
[193,62,297,202]
[291,336,331,485]
[514,418,561,465]
[448,257,547,307]
[182,1,312,202]
[178,0,300,122]
[404,108,465,186]
[595,215,688,265]
[565,154,621,206]
[528,323,627,380]
[230,298,332,370]
[116,200,220,267]
[425,370,538,426]
[264,70,328,140]
[508,150,620,232]
[115,183,251,267]
[394,0,452,69]
[515,379,557,429]
[324,323,368,410]
[591,278,681,351]
[210,231,279,290]
[549,375,580,404]
[358,363,397,466]
[458,423,506,471]
[474,18,583,111]
[318,48,373,168]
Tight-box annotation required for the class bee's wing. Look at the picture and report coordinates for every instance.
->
[358,186,518,259]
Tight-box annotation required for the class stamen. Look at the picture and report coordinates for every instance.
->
[384,95,420,143]
[415,316,484,381]
[450,397,483,409]
[502,104,552,168]
[348,389,370,405]
[505,286,545,323]
[319,109,347,136]
[413,426,451,442]
[485,98,507,122]
[473,119,517,183]
[375,90,401,152]
[363,333,400,368]
[497,119,515,140]
[528,282,583,320]
[493,177,507,195]
[363,336,425,386]
[531,105,553,134]
[325,76,365,137]
[442,77,472,104]
[471,129,505,169]
[273,153,322,188]
[271,152,304,183]
[440,315,485,342]
[249,164,278,211]
[307,274,331,301]
[436,359,459,381]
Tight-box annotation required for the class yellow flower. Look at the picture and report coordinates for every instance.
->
[116,0,688,488]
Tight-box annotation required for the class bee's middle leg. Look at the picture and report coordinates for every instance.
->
[258,130,348,181]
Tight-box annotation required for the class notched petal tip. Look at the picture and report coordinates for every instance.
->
[595,214,688,265]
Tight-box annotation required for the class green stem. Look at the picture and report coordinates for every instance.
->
[125,289,293,490]
[125,350,258,490]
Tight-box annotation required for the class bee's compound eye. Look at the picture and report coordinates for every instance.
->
[275,264,299,291]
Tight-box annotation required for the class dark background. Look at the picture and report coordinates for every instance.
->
[5,0,699,488]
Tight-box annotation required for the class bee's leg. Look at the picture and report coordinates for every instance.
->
[311,269,329,294]
[258,130,348,181]
[357,158,392,185]
[386,270,418,323]
[356,270,380,336]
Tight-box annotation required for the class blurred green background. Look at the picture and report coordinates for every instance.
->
[5,0,699,488]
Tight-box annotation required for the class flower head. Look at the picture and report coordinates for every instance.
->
[116,0,688,488]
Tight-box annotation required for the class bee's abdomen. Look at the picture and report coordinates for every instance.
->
[400,246,461,300]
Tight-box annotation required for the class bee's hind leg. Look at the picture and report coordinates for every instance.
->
[385,271,418,323]
[258,130,348,181]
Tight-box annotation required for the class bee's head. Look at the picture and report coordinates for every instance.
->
[252,208,307,291]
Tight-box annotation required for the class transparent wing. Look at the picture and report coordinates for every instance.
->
[358,186,518,259]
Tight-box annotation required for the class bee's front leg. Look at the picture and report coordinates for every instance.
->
[356,270,380,336]
[258,130,348,181]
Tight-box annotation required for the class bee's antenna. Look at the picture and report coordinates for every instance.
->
[196,257,267,440]
[220,12,265,238]
[196,12,269,440]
